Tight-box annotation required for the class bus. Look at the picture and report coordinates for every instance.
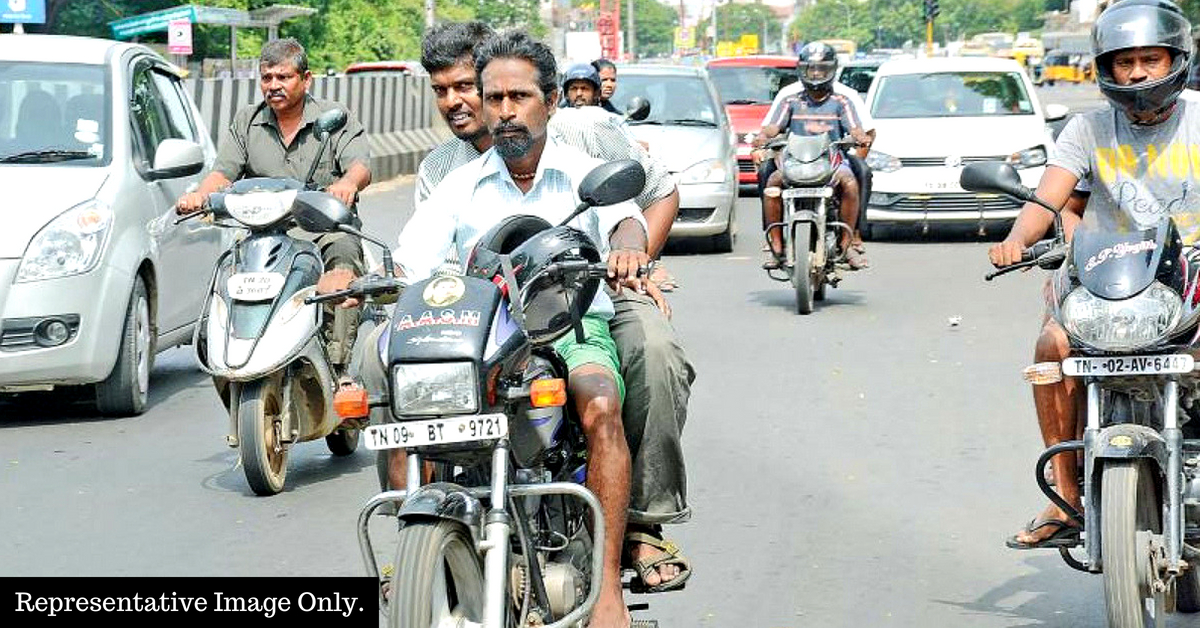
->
[818,39,857,63]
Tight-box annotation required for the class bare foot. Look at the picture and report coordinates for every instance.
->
[629,542,681,587]
[587,588,630,628]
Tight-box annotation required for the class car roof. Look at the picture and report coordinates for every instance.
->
[876,56,1025,76]
[345,60,419,73]
[0,34,133,64]
[706,55,796,68]
[618,64,707,77]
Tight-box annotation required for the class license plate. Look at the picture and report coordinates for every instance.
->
[783,188,832,199]
[1061,354,1195,377]
[923,181,953,190]
[363,413,508,451]
[227,272,285,301]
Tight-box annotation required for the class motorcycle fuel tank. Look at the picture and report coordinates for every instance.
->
[387,274,506,363]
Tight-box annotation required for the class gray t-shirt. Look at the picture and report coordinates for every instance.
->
[1051,99,1200,244]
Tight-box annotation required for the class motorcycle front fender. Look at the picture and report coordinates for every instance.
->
[396,482,485,548]
[1090,423,1169,472]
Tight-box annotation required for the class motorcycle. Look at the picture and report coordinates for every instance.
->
[963,162,1200,628]
[309,159,663,627]
[763,133,859,314]
[185,108,381,496]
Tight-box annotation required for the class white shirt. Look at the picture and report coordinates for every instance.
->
[761,81,874,130]
[395,136,647,319]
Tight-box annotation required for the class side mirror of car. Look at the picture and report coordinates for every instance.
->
[1043,103,1069,122]
[959,161,1033,201]
[147,138,204,180]
[578,159,646,207]
[293,190,354,232]
[625,96,651,121]
[314,108,348,139]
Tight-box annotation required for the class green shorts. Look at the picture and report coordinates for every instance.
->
[552,314,624,401]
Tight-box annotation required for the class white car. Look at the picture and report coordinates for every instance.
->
[0,35,222,415]
[861,57,1069,238]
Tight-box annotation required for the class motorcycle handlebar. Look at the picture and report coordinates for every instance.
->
[304,275,407,305]
[985,239,1066,281]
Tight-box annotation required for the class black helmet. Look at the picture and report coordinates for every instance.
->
[562,63,601,92]
[466,214,553,280]
[797,42,838,94]
[1092,0,1193,117]
[508,226,601,345]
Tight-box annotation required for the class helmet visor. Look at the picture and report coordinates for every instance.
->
[800,61,837,83]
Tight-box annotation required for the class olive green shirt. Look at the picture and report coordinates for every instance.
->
[213,95,370,191]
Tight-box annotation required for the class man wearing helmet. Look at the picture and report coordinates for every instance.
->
[753,41,873,270]
[989,0,1200,549]
[563,62,603,108]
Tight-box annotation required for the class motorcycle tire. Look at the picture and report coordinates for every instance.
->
[325,428,360,456]
[791,222,814,315]
[1101,460,1166,628]
[1177,565,1200,613]
[238,378,288,496]
[388,520,489,628]
[95,277,152,416]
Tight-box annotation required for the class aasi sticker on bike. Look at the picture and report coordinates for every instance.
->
[423,275,466,306]
[395,309,482,331]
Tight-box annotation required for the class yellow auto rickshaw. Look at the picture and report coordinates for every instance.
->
[1042,50,1095,85]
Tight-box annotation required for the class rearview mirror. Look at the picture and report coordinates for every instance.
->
[1044,103,1069,122]
[625,96,651,122]
[148,138,204,180]
[578,159,646,207]
[292,191,354,233]
[314,108,348,139]
[959,162,1032,201]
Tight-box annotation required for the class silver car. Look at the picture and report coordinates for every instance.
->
[616,65,738,252]
[0,35,222,415]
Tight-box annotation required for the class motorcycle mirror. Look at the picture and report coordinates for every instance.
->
[292,191,354,232]
[625,96,651,122]
[959,161,1032,201]
[314,108,348,139]
[577,159,646,207]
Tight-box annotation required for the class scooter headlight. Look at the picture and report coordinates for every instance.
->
[392,362,478,417]
[1061,282,1182,351]
[224,189,298,227]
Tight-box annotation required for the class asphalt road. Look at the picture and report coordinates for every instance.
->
[4,83,1190,626]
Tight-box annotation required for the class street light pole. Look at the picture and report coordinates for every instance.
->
[627,0,636,60]
[712,0,719,56]
[425,0,435,28]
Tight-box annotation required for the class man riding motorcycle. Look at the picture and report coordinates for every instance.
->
[563,62,603,108]
[987,0,1200,549]
[753,42,873,271]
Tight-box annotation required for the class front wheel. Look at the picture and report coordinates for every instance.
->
[388,520,487,628]
[1101,460,1165,628]
[1177,566,1200,613]
[238,378,289,495]
[791,222,814,315]
[325,428,360,456]
[95,277,152,416]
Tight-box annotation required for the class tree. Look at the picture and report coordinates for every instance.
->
[704,2,784,52]
[631,0,679,57]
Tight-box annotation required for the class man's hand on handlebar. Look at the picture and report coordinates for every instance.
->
[608,247,652,295]
[988,238,1029,269]
[327,179,358,207]
[175,192,208,215]
[316,268,360,308]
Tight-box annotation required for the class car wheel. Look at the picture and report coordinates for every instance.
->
[711,219,735,253]
[95,277,153,416]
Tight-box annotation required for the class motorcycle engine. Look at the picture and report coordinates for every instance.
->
[510,560,585,619]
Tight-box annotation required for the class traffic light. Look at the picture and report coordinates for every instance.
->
[923,0,940,20]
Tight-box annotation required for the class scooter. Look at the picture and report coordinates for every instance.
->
[186,108,378,495]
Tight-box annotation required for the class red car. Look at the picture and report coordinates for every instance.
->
[706,56,799,192]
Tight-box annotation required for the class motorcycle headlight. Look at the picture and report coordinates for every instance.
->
[224,189,298,227]
[678,159,728,185]
[1061,282,1182,351]
[392,362,478,417]
[865,150,901,173]
[783,157,827,184]
[1007,146,1047,169]
[16,199,113,283]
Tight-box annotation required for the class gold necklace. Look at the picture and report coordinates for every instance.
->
[511,171,536,181]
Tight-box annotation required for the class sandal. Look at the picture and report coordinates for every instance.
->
[649,266,679,292]
[1005,518,1081,550]
[623,529,692,593]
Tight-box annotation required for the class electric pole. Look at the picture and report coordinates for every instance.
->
[425,0,435,29]
[628,0,636,60]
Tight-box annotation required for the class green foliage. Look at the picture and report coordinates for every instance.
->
[790,0,1048,50]
[457,0,547,36]
[702,2,783,52]
[631,0,679,57]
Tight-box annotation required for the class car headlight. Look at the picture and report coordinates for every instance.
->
[741,132,757,145]
[16,199,113,283]
[865,150,901,173]
[1007,146,1047,169]
[392,362,478,416]
[224,189,298,227]
[1061,282,1182,351]
[678,159,728,184]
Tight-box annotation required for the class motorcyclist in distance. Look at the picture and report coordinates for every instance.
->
[563,62,603,108]
[988,0,1200,549]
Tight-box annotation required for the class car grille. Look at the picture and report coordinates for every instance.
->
[1,315,81,352]
[899,155,1010,167]
[676,208,716,223]
[738,160,756,174]
[889,193,1020,212]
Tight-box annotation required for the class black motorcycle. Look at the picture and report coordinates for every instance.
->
[964,162,1200,628]
[309,160,663,627]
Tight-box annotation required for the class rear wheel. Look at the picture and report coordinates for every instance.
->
[791,222,814,315]
[1177,566,1200,613]
[325,428,360,456]
[388,520,487,628]
[1101,460,1165,628]
[95,278,152,416]
[238,378,288,495]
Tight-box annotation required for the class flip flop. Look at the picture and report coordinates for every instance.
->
[1005,518,1081,550]
[624,530,692,594]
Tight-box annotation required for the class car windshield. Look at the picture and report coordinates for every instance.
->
[614,73,721,125]
[0,61,109,165]
[871,71,1034,119]
[839,64,879,94]
[707,66,798,105]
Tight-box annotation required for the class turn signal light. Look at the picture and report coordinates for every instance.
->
[530,379,567,408]
[1022,362,1064,385]
[334,383,370,418]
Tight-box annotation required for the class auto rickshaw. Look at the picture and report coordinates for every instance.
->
[1041,50,1095,85]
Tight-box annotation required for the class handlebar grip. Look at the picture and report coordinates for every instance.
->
[1021,240,1054,263]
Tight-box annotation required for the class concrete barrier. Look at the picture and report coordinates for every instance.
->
[182,73,449,181]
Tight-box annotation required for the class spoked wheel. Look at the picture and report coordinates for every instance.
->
[1102,460,1166,628]
[791,222,814,315]
[388,520,487,628]
[238,378,288,496]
